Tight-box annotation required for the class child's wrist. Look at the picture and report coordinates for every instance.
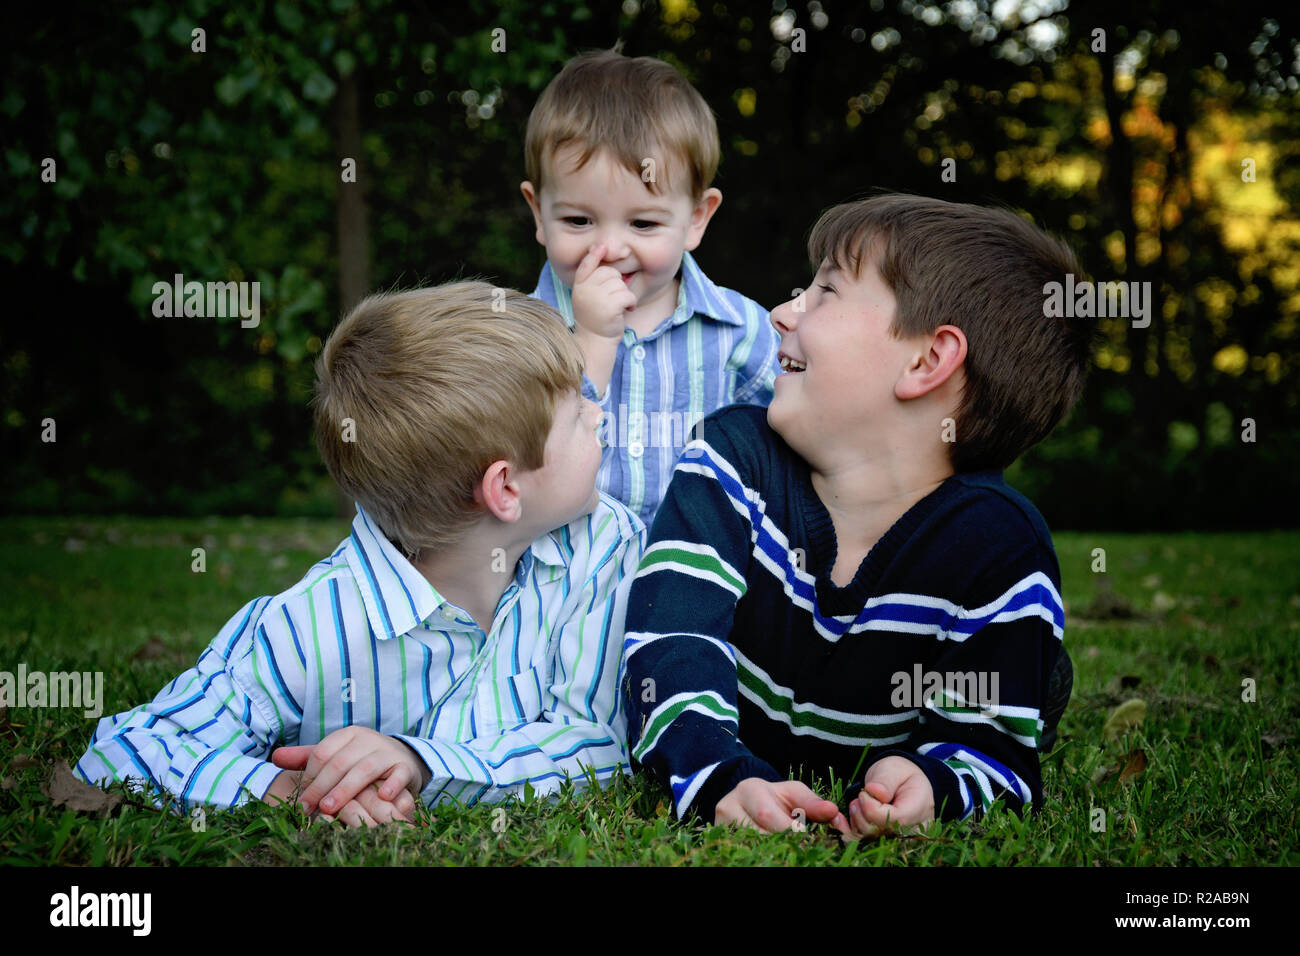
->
[572,321,623,344]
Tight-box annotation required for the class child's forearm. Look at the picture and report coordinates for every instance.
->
[572,327,620,397]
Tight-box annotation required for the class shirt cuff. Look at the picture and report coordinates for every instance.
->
[395,734,498,806]
[690,754,784,824]
[215,756,286,809]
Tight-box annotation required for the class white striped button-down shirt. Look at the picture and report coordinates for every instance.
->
[77,495,645,810]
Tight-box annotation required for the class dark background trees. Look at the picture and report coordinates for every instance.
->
[3,0,1296,528]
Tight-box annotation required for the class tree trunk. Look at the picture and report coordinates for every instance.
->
[332,65,370,520]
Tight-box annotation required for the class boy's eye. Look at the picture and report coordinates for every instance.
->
[632,220,659,229]
[562,216,590,227]
[818,283,836,295]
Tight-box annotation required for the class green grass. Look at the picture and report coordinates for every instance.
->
[1,517,1296,866]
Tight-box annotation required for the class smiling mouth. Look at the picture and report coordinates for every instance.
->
[779,356,807,372]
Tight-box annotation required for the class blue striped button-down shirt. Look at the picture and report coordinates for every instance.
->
[532,250,781,529]
[76,494,645,810]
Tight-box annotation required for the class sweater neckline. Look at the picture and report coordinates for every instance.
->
[798,463,962,609]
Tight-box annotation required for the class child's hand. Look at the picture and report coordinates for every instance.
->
[266,762,415,827]
[715,777,850,834]
[571,243,636,340]
[261,769,304,807]
[271,726,430,820]
[315,785,418,828]
[847,755,935,838]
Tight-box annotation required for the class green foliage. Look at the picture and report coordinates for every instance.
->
[1,1,1297,526]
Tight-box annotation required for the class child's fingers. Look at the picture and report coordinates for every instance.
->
[864,780,894,804]
[393,789,417,820]
[772,781,841,823]
[300,741,374,812]
[270,745,314,770]
[720,808,762,832]
[574,244,606,285]
[294,730,361,807]
[316,758,392,815]
[887,775,935,825]
[378,762,414,801]
[856,789,899,830]
[848,799,882,838]
[337,799,379,829]
[354,787,414,826]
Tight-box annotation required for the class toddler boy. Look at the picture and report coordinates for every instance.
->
[521,49,781,528]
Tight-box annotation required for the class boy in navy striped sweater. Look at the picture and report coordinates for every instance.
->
[624,194,1089,834]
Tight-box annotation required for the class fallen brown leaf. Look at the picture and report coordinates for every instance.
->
[41,760,122,814]
[1118,749,1148,784]
[1103,699,1148,741]
[131,635,173,662]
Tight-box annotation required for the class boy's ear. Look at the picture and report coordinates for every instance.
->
[519,181,545,247]
[895,324,966,401]
[474,459,524,523]
[683,187,723,252]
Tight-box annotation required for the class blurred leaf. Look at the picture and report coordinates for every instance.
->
[1118,749,1148,784]
[1104,699,1148,741]
[302,71,337,103]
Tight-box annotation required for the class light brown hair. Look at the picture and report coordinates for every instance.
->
[524,48,720,201]
[808,193,1093,471]
[313,282,584,559]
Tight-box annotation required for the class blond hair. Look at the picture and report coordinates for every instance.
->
[524,48,720,201]
[313,282,584,559]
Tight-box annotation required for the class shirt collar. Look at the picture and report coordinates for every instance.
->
[530,250,746,330]
[344,504,571,639]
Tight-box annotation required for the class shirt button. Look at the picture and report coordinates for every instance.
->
[631,344,646,361]
[629,441,644,458]
[440,607,457,622]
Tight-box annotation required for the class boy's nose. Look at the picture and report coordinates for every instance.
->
[770,295,799,334]
[596,233,630,262]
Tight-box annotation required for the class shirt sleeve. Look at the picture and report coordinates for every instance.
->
[395,516,646,807]
[623,419,783,822]
[730,299,780,408]
[74,596,304,811]
[846,548,1064,821]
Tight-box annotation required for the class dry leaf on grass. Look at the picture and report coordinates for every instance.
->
[1118,749,1148,784]
[41,760,122,814]
[131,635,173,662]
[1103,699,1147,741]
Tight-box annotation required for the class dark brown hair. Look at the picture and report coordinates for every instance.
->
[808,193,1093,471]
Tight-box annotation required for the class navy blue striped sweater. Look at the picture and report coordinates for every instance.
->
[623,404,1065,823]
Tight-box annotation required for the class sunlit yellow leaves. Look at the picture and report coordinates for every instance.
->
[1212,345,1249,375]
[734,88,756,117]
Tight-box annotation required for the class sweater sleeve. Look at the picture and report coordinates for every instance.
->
[623,417,782,821]
[847,544,1064,821]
